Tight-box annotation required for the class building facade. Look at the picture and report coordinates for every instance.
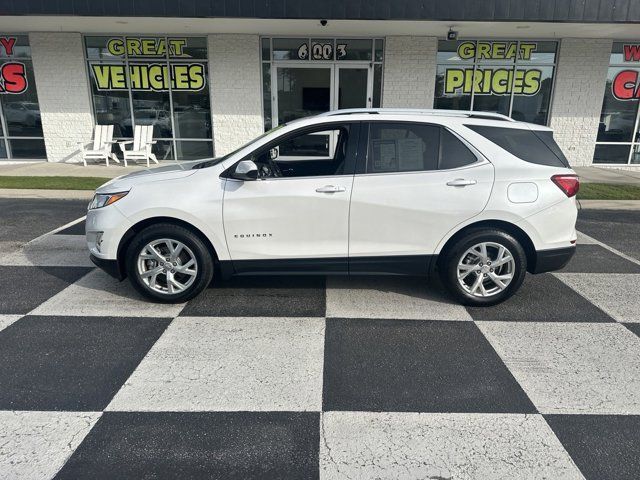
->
[0,1,638,167]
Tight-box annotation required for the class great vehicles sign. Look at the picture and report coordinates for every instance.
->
[611,44,640,100]
[443,41,542,96]
[89,37,206,92]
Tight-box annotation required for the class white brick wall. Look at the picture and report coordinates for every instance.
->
[29,32,94,163]
[382,36,437,108]
[208,34,263,156]
[549,38,612,167]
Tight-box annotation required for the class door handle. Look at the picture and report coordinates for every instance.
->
[446,178,477,187]
[316,185,346,193]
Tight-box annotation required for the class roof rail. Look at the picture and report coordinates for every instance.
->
[317,108,515,122]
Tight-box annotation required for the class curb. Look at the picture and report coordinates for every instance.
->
[0,189,94,200]
[578,200,640,210]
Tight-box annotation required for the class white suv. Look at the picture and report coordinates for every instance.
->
[86,109,579,306]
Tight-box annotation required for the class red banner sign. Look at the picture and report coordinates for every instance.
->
[611,44,640,101]
[0,36,27,94]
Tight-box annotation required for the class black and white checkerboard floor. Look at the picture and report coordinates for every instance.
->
[0,218,639,479]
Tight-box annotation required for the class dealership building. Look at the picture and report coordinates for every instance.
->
[0,1,639,168]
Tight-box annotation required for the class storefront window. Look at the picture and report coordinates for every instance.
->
[0,34,46,159]
[261,37,384,130]
[84,36,212,161]
[594,43,640,165]
[435,40,557,125]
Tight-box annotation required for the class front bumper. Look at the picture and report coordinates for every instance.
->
[90,254,125,281]
[531,246,576,274]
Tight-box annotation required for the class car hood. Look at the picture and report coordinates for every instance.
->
[96,161,202,193]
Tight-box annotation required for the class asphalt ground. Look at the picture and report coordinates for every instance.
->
[0,200,638,480]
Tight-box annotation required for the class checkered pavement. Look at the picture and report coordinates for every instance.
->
[0,218,639,479]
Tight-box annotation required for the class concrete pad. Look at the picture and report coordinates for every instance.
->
[0,315,21,333]
[326,276,472,321]
[320,412,583,480]
[30,269,185,318]
[0,411,100,480]
[555,273,640,323]
[576,231,598,244]
[107,316,325,412]
[478,322,640,414]
[0,235,91,267]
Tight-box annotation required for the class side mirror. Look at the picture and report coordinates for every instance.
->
[232,160,259,181]
[269,147,279,160]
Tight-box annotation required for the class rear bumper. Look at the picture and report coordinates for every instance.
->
[531,246,576,274]
[90,254,125,281]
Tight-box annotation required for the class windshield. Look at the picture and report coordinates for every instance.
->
[192,125,284,169]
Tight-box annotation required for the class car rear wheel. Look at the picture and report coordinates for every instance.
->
[439,229,527,306]
[126,224,214,303]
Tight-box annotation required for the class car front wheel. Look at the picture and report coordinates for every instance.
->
[126,224,214,303]
[439,229,527,306]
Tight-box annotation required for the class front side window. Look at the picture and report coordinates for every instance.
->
[84,36,212,161]
[246,124,354,178]
[0,34,46,159]
[366,122,477,174]
[435,40,557,125]
[594,42,640,165]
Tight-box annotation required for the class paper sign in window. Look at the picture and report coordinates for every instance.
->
[397,138,423,171]
[372,139,397,172]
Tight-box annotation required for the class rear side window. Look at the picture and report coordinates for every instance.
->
[439,129,478,169]
[466,125,569,168]
[367,123,439,173]
[366,122,477,173]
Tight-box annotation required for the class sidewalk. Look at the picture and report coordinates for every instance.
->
[0,161,150,179]
[573,166,640,185]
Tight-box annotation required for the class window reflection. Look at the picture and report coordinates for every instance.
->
[0,36,46,159]
[435,40,557,125]
[84,36,213,161]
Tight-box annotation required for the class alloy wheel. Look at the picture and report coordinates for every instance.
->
[136,238,198,295]
[456,241,516,297]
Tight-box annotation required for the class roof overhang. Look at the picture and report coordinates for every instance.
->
[0,16,637,39]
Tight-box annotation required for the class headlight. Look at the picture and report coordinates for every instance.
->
[88,191,129,210]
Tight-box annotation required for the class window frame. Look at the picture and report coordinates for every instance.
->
[357,120,484,176]
[0,34,47,160]
[435,39,558,126]
[83,34,213,162]
[223,121,362,180]
[593,41,640,166]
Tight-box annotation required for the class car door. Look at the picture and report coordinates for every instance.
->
[348,121,494,273]
[222,122,359,273]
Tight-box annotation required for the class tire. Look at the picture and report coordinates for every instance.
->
[439,228,527,307]
[125,223,214,303]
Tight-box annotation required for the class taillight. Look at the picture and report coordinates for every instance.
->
[551,174,580,197]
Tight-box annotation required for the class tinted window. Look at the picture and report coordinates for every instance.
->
[466,125,569,168]
[439,129,477,169]
[247,125,354,178]
[367,123,440,173]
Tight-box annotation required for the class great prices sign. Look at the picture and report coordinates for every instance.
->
[443,41,542,96]
[0,36,28,94]
[90,37,206,92]
[611,44,640,100]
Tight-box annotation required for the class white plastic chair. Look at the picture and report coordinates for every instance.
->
[118,125,159,167]
[78,125,119,167]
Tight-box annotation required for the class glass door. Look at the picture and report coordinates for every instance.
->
[271,64,372,160]
[272,65,332,125]
[335,65,372,110]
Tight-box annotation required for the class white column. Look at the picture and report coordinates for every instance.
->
[549,38,612,167]
[382,36,438,109]
[208,34,264,156]
[29,32,94,163]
